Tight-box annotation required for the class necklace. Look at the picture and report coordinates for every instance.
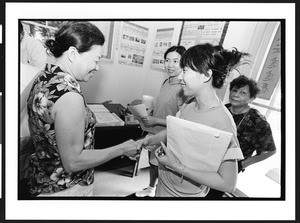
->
[194,99,220,111]
[231,107,252,129]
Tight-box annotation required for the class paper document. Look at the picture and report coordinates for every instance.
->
[127,104,148,119]
[166,116,233,172]
[128,104,156,134]
[94,112,124,126]
[88,104,124,126]
[88,104,110,113]
[142,95,154,110]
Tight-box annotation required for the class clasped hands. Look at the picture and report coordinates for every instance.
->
[121,137,180,169]
[135,137,180,169]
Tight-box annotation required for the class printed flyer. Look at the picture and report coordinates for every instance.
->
[150,27,174,72]
[118,22,149,67]
[180,21,228,49]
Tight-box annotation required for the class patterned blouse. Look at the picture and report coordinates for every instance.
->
[27,64,96,196]
[225,104,276,161]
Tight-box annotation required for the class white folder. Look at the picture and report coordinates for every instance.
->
[166,115,233,172]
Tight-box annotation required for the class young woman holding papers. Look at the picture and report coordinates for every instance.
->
[137,43,249,197]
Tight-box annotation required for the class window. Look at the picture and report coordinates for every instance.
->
[230,22,282,198]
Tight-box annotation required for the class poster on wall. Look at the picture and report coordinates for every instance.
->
[179,21,229,49]
[91,21,115,61]
[150,27,174,72]
[257,25,281,100]
[118,22,149,67]
[21,20,115,62]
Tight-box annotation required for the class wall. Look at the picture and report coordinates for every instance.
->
[81,21,183,107]
[217,21,257,102]
[81,21,269,106]
[222,21,280,103]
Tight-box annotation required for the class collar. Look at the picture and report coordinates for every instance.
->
[45,63,81,92]
[167,76,181,85]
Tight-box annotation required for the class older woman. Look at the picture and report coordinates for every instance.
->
[137,43,249,197]
[227,75,276,172]
[207,75,276,198]
[26,22,138,197]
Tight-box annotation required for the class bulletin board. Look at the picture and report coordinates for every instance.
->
[21,20,116,63]
[178,21,229,49]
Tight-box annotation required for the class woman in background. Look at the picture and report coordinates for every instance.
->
[227,75,276,172]
[137,43,248,197]
[207,75,277,198]
[135,46,187,197]
[26,21,138,197]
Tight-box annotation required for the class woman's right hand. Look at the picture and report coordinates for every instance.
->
[136,137,150,152]
[120,139,139,158]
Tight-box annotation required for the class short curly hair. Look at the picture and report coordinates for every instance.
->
[229,75,261,98]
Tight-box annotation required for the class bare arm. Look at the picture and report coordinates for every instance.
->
[140,116,166,127]
[156,142,238,193]
[136,129,167,151]
[241,150,276,169]
[52,92,138,173]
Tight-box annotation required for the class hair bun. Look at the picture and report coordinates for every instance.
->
[45,39,62,57]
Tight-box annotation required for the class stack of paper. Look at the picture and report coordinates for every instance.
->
[166,116,233,172]
[88,104,110,113]
[88,104,124,127]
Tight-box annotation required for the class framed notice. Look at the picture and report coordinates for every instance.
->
[118,22,149,67]
[21,20,115,63]
[150,27,174,72]
[179,21,229,49]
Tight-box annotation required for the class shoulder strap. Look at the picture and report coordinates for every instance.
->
[162,78,169,86]
[177,96,195,117]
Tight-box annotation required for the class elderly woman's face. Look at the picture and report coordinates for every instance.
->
[73,45,102,82]
[229,85,253,107]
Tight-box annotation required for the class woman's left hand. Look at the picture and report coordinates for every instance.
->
[154,142,180,169]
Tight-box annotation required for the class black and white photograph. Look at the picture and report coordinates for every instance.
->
[1,1,298,222]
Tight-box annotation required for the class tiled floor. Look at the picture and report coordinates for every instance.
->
[93,166,150,197]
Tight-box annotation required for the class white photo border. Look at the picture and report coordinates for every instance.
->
[5,2,295,221]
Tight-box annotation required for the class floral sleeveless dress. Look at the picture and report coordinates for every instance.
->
[27,64,96,196]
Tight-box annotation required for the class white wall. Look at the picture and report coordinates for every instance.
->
[81,21,272,106]
[222,21,280,103]
[81,21,183,107]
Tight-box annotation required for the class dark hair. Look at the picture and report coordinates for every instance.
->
[180,43,250,89]
[45,21,105,58]
[230,75,261,98]
[164,45,186,59]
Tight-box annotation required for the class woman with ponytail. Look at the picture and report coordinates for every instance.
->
[137,43,249,197]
